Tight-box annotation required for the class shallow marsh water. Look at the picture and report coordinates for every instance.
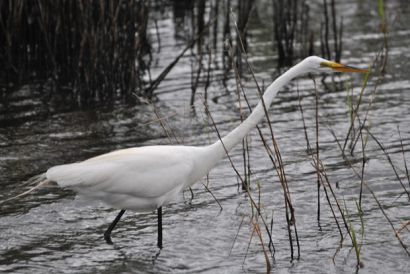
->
[1,1,410,273]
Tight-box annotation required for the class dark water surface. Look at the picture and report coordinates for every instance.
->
[1,1,410,273]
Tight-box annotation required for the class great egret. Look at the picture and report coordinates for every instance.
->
[4,56,367,248]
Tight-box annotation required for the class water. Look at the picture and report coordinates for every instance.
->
[1,1,410,273]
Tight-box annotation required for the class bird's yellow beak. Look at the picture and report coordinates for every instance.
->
[320,61,368,73]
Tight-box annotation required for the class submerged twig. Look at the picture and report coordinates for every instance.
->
[201,183,223,211]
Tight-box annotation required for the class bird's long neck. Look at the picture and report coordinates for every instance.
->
[207,63,305,163]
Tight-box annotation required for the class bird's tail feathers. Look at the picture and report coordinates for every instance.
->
[1,173,56,205]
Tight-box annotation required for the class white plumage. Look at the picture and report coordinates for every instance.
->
[47,145,213,211]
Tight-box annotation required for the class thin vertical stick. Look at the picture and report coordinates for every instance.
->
[397,126,410,188]
[358,121,366,207]
[297,85,312,152]
[313,76,321,225]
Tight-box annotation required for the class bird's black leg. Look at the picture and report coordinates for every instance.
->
[104,209,126,244]
[157,207,163,249]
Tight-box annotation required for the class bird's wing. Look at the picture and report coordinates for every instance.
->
[46,146,195,198]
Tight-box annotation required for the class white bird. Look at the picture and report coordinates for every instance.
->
[4,56,367,248]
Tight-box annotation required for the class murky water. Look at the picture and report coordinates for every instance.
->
[1,1,410,273]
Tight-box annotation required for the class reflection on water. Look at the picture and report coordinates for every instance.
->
[1,1,410,273]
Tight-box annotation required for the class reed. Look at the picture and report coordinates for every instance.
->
[377,0,388,73]
[324,52,410,257]
[272,0,312,67]
[397,126,410,188]
[0,0,150,104]
[320,0,343,62]
[343,199,364,268]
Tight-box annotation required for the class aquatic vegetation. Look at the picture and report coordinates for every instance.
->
[0,0,150,104]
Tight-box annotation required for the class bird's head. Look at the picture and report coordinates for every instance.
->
[302,56,368,74]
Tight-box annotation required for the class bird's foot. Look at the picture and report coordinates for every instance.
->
[104,233,114,245]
